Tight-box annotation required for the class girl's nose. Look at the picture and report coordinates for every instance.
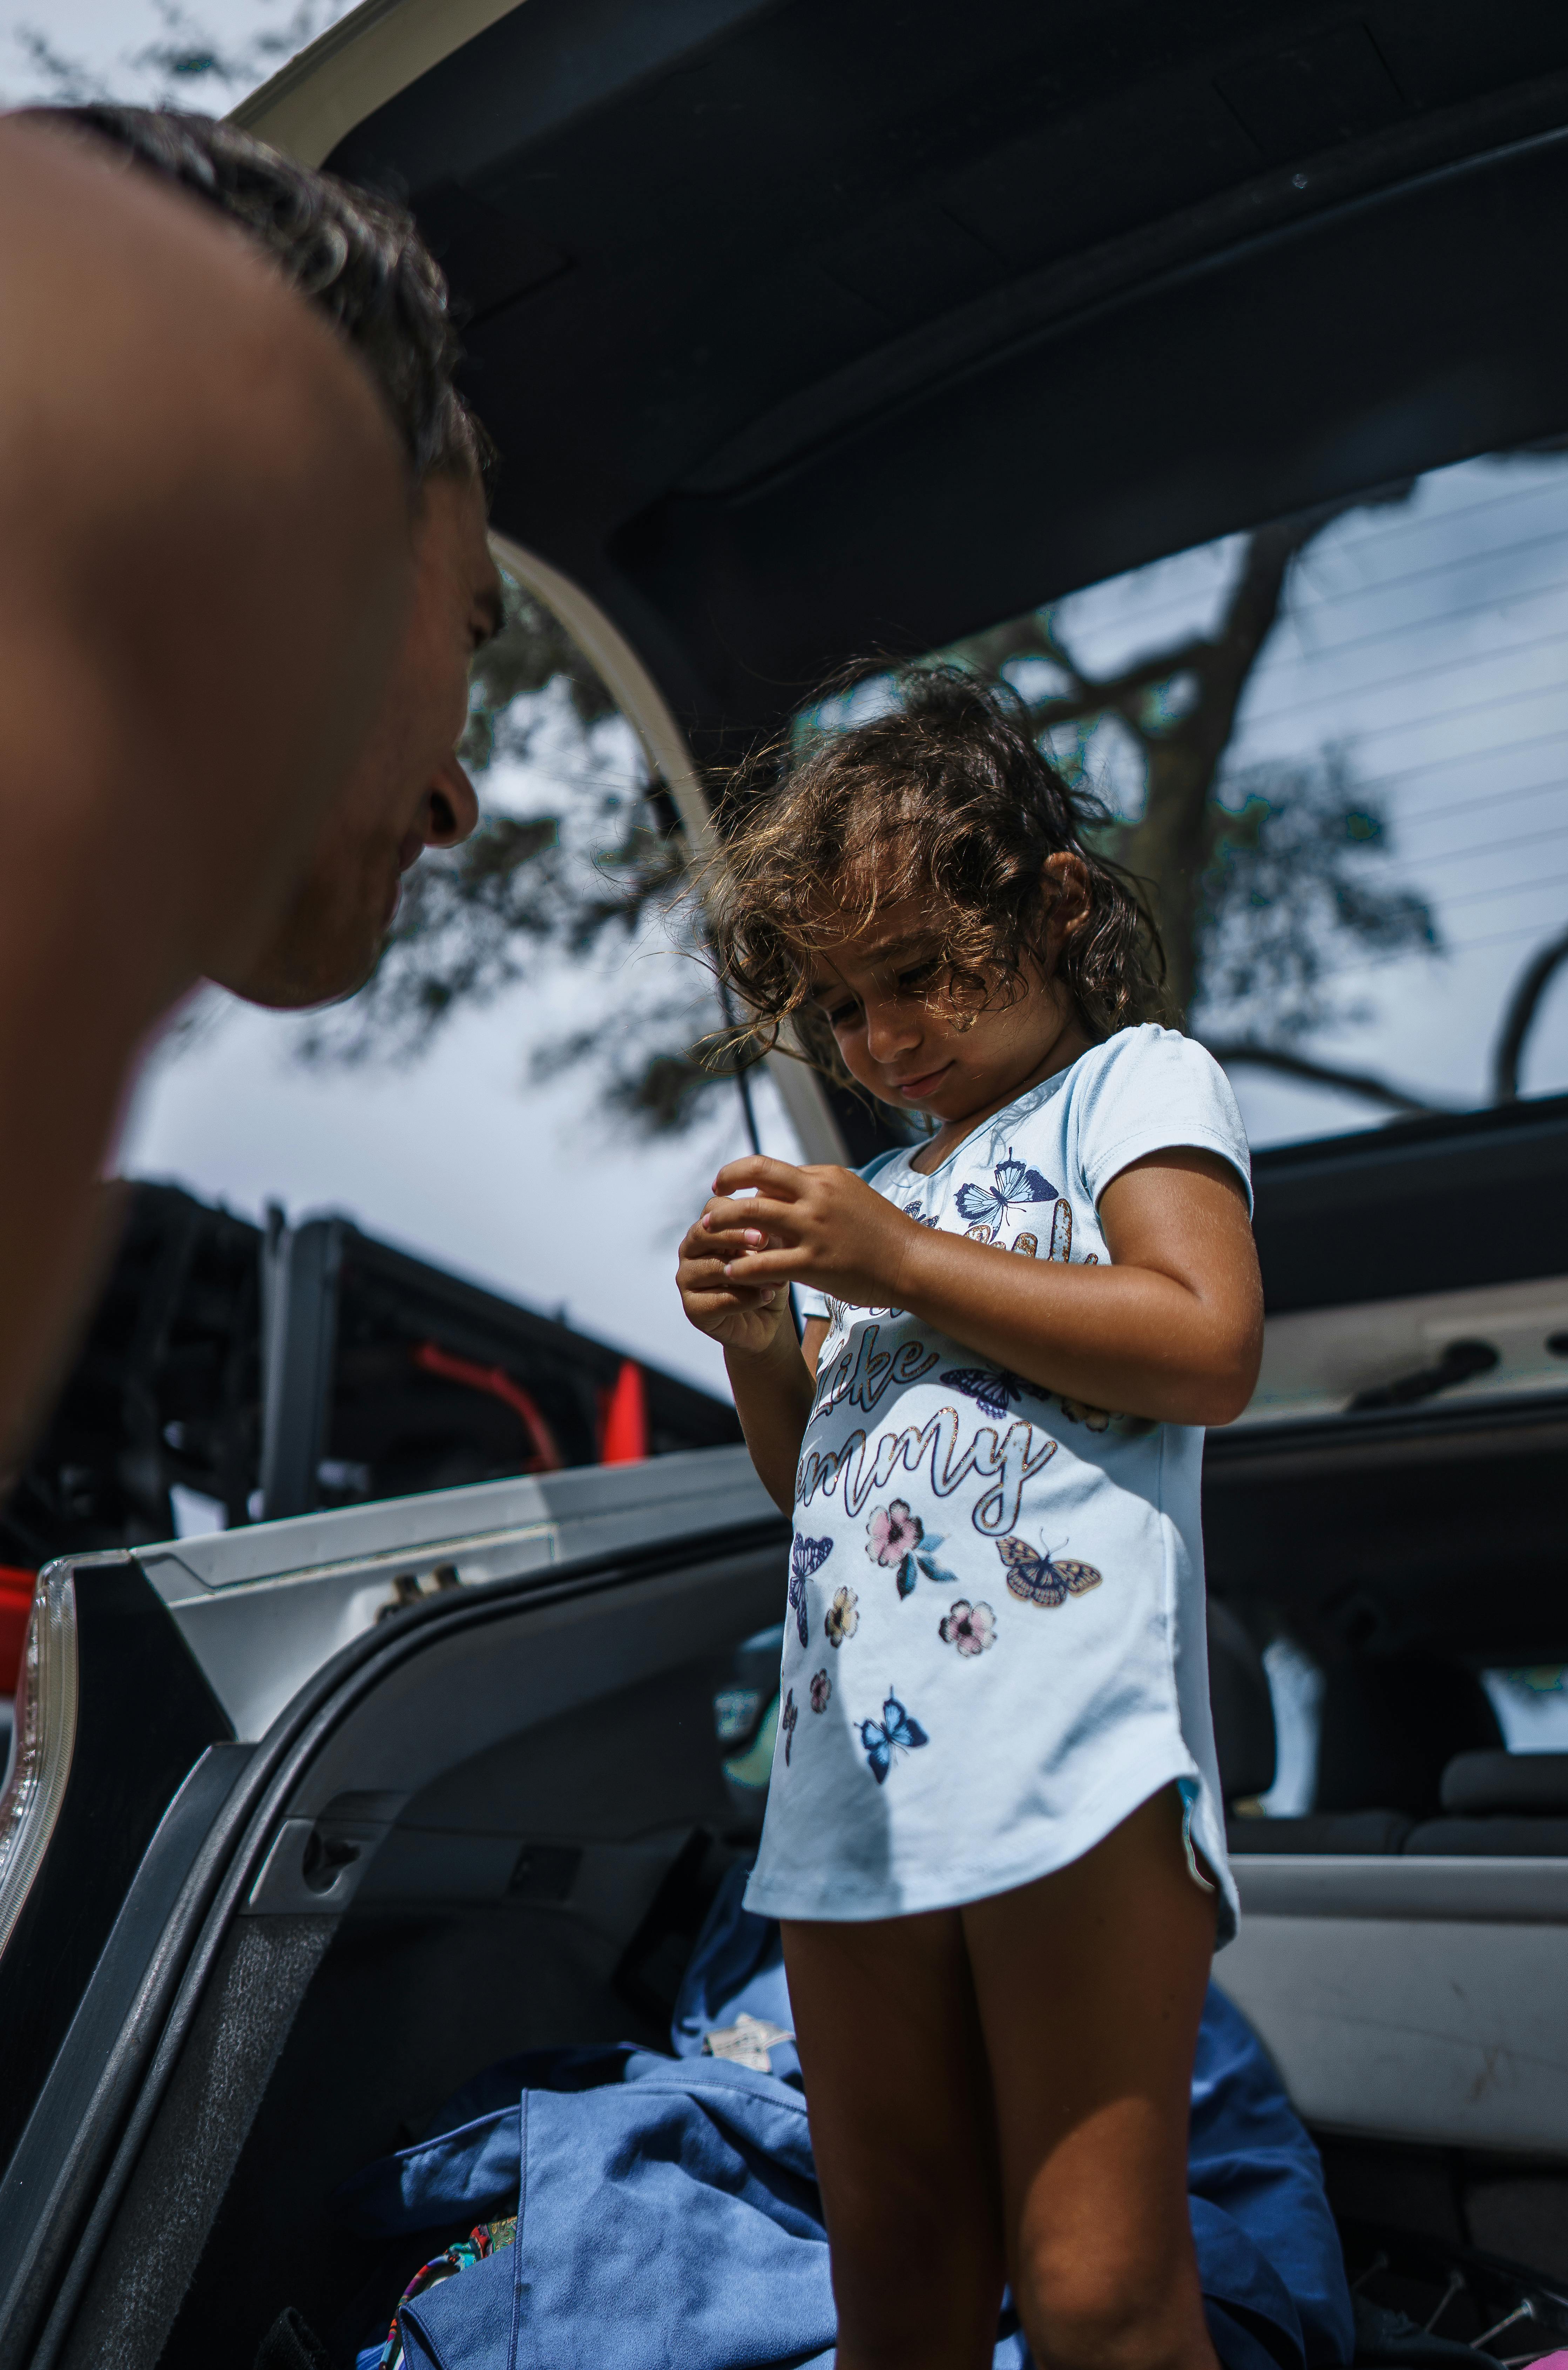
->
[863,995,922,1064]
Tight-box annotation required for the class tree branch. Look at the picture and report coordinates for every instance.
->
[1203,1039,1448,1116]
[956,607,1211,742]
[1021,633,1215,737]
[1491,922,1568,1102]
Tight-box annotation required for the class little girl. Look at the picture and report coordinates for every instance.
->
[676,668,1263,2370]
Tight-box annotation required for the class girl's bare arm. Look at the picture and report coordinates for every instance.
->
[698,1150,1263,1428]
[724,1317,829,1515]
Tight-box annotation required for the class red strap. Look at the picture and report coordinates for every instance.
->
[413,1342,565,1473]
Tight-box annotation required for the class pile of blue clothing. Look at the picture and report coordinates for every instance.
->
[337,1868,1353,2370]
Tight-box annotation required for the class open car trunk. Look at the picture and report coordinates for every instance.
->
[4,1094,1567,2368]
[0,1454,793,2368]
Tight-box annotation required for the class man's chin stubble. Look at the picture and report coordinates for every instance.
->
[219,921,384,1011]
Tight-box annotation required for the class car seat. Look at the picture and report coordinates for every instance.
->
[1313,1653,1502,1820]
[1211,1605,1417,1853]
[1406,1748,1568,1854]
[1209,1615,1568,1856]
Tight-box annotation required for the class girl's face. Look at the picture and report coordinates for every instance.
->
[804,857,1094,1134]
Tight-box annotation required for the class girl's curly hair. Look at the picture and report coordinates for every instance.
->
[705,666,1168,1090]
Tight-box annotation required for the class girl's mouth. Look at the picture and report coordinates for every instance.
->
[892,1063,951,1098]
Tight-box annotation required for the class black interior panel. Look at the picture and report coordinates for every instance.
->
[316,0,1568,743]
[1249,1093,1568,1312]
[158,1640,756,2368]
[1205,1397,1568,1664]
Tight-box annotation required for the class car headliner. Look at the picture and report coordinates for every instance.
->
[289,0,1568,754]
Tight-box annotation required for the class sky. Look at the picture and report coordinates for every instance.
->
[6,2,1568,1409]
[0,0,352,109]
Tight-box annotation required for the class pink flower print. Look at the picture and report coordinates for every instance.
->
[810,1669,831,1713]
[866,1499,922,1568]
[866,1500,951,1600]
[939,1599,996,1657]
[825,1585,859,1647]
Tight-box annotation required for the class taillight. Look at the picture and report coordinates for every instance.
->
[0,1567,79,1964]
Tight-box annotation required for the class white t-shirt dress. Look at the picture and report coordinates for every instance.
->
[742,1025,1251,1942]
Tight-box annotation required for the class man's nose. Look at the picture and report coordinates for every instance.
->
[422,754,480,848]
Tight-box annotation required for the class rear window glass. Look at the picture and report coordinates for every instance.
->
[1485,1666,1568,1752]
[854,444,1568,1149]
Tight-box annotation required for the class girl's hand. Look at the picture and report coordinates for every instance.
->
[676,1195,796,1358]
[680,1174,829,1517]
[698,1155,920,1308]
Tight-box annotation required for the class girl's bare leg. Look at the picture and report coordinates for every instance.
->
[964,1786,1221,2370]
[781,1907,1005,2370]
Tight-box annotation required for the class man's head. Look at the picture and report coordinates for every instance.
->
[27,103,495,1004]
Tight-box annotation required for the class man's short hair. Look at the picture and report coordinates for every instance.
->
[23,103,490,488]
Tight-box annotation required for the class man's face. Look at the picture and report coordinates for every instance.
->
[218,469,500,1009]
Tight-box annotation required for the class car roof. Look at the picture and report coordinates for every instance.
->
[242,0,1568,748]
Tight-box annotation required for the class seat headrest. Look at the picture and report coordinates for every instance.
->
[1441,1749,1568,1816]
[1207,1599,1276,1805]
[1316,1653,1502,1820]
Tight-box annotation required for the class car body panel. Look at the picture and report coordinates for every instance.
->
[140,1444,774,1738]
[234,0,528,169]
[1224,1857,1568,2152]
[0,1486,788,2370]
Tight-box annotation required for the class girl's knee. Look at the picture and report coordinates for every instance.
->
[1014,2243,1214,2370]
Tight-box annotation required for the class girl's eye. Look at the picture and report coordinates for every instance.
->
[817,996,858,1030]
[897,961,940,994]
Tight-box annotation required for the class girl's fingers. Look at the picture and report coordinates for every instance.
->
[721,1246,800,1284]
[689,1229,773,1266]
[678,1252,728,1287]
[680,1244,777,1298]
[701,1194,797,1237]
[711,1154,803,1198]
[681,1281,772,1317]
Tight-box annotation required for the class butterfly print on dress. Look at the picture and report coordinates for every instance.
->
[994,1535,1104,1609]
[857,1689,930,1784]
[788,1534,832,1647]
[939,1365,1039,1421]
[955,1156,1056,1232]
[1056,1397,1111,1433]
[781,1686,799,1765]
